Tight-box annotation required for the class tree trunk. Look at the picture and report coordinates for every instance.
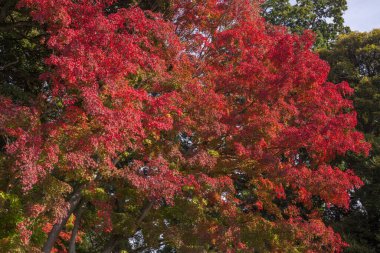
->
[42,186,84,253]
[68,201,86,253]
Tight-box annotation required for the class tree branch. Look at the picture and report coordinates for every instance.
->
[0,58,18,71]
[102,201,154,253]
[68,201,86,253]
[42,186,84,253]
[137,201,153,223]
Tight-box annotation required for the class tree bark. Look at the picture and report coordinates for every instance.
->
[137,201,153,223]
[68,201,86,253]
[42,186,84,253]
[102,201,153,253]
[102,235,120,253]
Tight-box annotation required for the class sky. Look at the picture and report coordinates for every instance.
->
[345,0,380,31]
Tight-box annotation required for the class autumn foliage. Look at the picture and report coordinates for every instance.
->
[0,0,370,252]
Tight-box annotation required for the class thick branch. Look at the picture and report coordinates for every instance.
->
[68,201,86,253]
[102,201,153,253]
[137,201,153,223]
[42,186,84,253]
[102,235,120,253]
[0,58,18,71]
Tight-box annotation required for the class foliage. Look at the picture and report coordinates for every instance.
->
[0,0,370,252]
[319,29,380,253]
[261,0,349,48]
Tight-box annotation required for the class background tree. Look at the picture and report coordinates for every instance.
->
[0,1,50,250]
[261,0,349,48]
[0,0,48,102]
[319,29,380,253]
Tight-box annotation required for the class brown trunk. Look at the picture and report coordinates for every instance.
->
[68,201,86,253]
[42,186,83,253]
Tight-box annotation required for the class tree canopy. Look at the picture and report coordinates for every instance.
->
[319,29,380,253]
[0,0,370,252]
[262,0,349,48]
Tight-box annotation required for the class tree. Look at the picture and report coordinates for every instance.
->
[319,29,380,253]
[0,0,369,252]
[261,0,349,48]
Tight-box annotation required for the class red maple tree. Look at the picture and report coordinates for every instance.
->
[0,0,370,252]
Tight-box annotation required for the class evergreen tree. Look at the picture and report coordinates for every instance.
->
[319,29,380,252]
[262,0,349,48]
